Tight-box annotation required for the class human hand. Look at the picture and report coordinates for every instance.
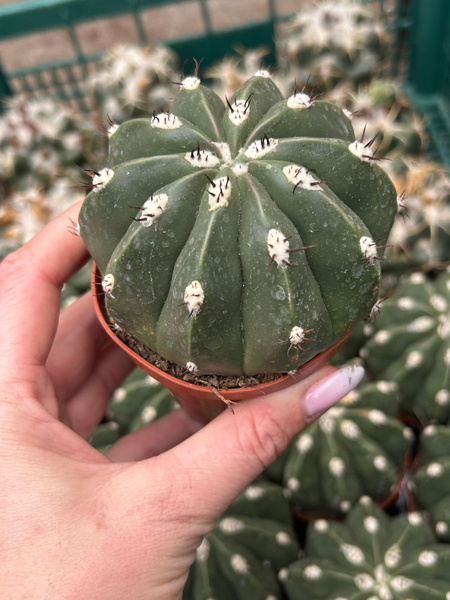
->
[0,202,364,599]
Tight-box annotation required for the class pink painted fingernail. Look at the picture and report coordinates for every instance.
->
[303,365,365,423]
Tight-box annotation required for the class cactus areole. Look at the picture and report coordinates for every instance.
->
[80,73,397,380]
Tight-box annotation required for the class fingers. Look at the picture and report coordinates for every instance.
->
[0,201,88,374]
[133,364,364,525]
[105,410,201,462]
[47,292,120,404]
[64,340,134,439]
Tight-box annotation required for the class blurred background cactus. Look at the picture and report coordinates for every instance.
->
[0,0,449,597]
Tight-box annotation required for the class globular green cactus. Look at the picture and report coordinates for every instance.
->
[281,496,450,600]
[411,425,450,543]
[265,380,413,517]
[361,268,450,424]
[183,479,299,600]
[108,368,177,431]
[79,71,397,377]
[89,368,177,452]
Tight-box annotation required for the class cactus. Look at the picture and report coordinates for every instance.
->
[108,368,177,431]
[361,268,450,424]
[411,425,450,543]
[385,158,450,271]
[89,367,177,452]
[277,0,389,91]
[265,380,413,517]
[183,479,299,600]
[281,496,450,600]
[87,44,179,124]
[79,71,397,378]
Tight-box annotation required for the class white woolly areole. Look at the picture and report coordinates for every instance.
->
[93,168,114,192]
[373,455,388,471]
[438,316,450,340]
[385,544,402,568]
[287,477,300,491]
[231,162,248,175]
[230,554,249,574]
[184,280,204,317]
[340,500,351,512]
[151,112,182,130]
[245,485,265,500]
[282,164,323,191]
[374,330,390,344]
[314,520,329,532]
[341,544,365,565]
[410,272,425,284]
[107,123,119,138]
[184,149,220,168]
[213,142,232,163]
[296,433,313,454]
[377,381,398,394]
[418,550,438,567]
[287,92,312,109]
[436,521,449,535]
[430,293,447,312]
[181,76,200,90]
[397,296,415,310]
[303,565,322,580]
[244,137,278,159]
[349,140,374,162]
[254,69,271,78]
[141,405,157,423]
[278,568,289,582]
[436,389,450,406]
[408,512,423,525]
[289,326,307,347]
[364,516,379,533]
[427,462,444,477]
[340,420,360,439]
[329,457,345,477]
[219,517,245,533]
[196,538,210,562]
[408,316,435,333]
[208,176,232,211]
[267,228,290,268]
[139,194,169,227]
[354,574,374,592]
[228,99,251,126]
[186,361,198,373]
[276,531,292,546]
[405,350,424,370]
[360,235,378,262]
[102,273,115,297]
[391,576,413,592]
[368,409,387,425]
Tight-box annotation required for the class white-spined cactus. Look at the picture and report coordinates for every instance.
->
[79,70,397,379]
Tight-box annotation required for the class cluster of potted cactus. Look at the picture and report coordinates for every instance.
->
[1,0,450,597]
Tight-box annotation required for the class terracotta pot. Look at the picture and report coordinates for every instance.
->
[92,263,351,423]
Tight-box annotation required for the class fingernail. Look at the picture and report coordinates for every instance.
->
[303,365,365,423]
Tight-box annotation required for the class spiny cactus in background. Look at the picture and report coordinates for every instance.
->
[0,174,85,256]
[410,425,450,543]
[265,380,413,517]
[89,368,177,452]
[87,44,179,124]
[206,45,288,99]
[330,79,427,158]
[107,368,177,432]
[277,0,390,91]
[281,496,450,600]
[361,268,450,425]
[79,71,397,378]
[183,479,299,600]
[0,95,96,195]
[385,158,450,271]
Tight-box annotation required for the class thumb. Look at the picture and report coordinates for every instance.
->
[159,363,364,523]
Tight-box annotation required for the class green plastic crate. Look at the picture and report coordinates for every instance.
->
[0,0,448,166]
